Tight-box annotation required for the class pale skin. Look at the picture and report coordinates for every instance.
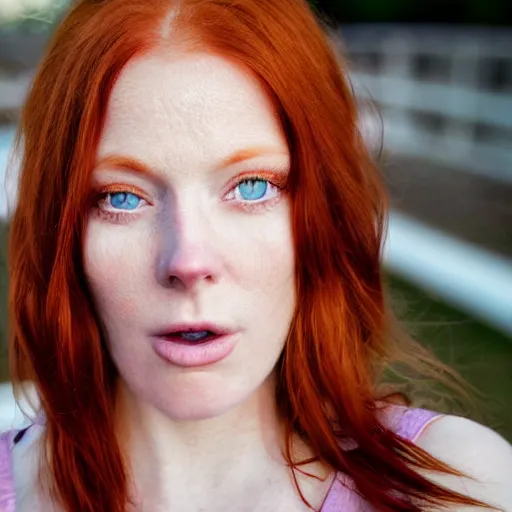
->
[13,50,512,511]
[84,50,331,512]
[417,416,512,511]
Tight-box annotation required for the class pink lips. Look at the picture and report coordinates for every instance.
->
[152,323,237,368]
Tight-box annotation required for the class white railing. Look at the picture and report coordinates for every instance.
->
[340,26,512,336]
[340,26,512,184]
[385,212,512,335]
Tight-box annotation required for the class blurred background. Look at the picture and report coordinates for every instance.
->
[0,0,511,437]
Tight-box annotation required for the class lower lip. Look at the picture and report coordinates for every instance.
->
[152,333,237,368]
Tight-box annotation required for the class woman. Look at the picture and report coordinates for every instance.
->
[1,0,511,510]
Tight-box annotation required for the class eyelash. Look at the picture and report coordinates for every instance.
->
[224,170,288,213]
[91,170,288,223]
[92,183,150,224]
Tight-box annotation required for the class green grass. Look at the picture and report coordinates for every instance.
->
[1,220,510,440]
[388,275,512,442]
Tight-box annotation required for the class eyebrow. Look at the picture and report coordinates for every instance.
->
[95,146,289,176]
[215,146,289,170]
[95,155,155,176]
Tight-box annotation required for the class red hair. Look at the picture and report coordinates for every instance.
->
[9,0,484,510]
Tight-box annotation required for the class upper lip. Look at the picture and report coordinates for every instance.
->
[154,323,235,336]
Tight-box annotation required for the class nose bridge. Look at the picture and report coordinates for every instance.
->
[174,196,208,252]
[157,192,218,286]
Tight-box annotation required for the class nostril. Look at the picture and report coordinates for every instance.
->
[168,272,212,289]
[169,276,181,288]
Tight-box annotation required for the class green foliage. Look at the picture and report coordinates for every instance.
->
[388,275,512,442]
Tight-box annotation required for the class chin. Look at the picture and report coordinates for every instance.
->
[141,374,253,422]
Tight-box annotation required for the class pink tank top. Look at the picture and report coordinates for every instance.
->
[321,407,441,511]
[0,407,441,511]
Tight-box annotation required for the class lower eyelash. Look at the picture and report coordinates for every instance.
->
[235,192,283,213]
[91,206,135,224]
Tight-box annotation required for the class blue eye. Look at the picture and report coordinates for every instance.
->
[237,179,268,201]
[109,192,142,210]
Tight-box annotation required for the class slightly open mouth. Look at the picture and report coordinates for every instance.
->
[162,331,220,345]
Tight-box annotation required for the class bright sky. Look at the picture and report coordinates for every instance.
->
[0,0,63,23]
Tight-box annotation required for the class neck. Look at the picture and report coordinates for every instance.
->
[116,373,307,509]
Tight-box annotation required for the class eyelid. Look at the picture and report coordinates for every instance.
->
[95,183,153,204]
[224,169,288,194]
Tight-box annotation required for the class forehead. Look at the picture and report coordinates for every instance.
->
[97,50,288,169]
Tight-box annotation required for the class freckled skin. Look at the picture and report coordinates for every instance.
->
[84,51,296,422]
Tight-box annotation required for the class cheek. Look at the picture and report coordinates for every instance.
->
[233,212,295,308]
[83,222,150,321]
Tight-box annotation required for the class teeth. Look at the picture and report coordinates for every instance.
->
[179,331,211,342]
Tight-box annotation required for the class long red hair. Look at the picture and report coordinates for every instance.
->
[9,0,484,510]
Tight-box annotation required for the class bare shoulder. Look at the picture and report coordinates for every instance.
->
[416,414,512,511]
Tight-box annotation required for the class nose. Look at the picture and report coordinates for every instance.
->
[156,202,221,291]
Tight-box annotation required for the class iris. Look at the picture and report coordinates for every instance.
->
[238,179,267,201]
[110,192,141,210]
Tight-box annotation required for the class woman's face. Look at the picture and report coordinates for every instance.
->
[84,50,295,421]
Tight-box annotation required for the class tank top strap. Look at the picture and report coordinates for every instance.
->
[393,406,443,442]
[320,406,444,511]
